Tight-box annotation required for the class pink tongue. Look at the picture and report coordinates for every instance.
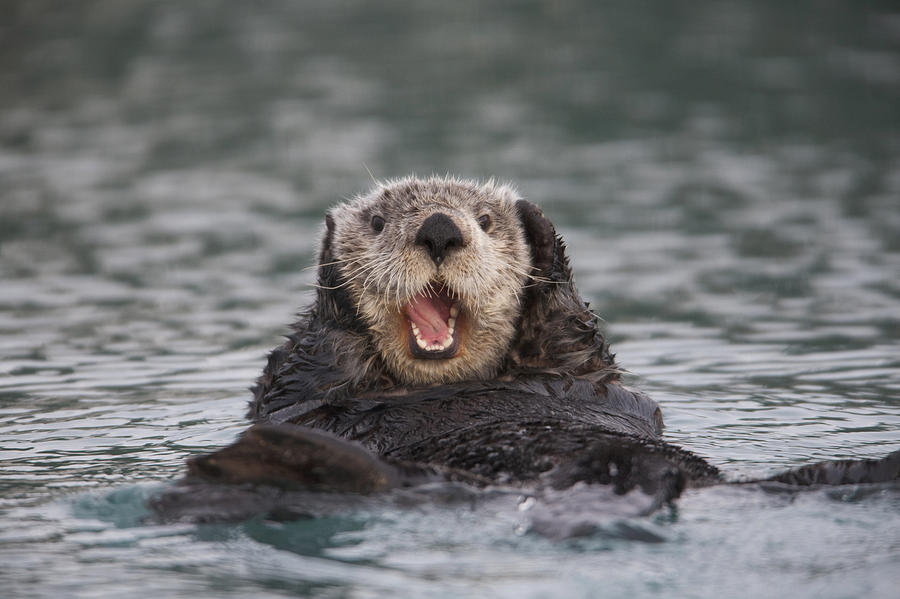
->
[404,291,452,345]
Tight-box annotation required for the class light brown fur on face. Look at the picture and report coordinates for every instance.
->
[327,176,532,385]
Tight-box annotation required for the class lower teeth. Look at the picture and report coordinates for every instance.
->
[415,333,453,351]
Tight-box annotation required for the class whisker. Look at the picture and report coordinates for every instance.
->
[309,282,351,291]
[307,257,356,270]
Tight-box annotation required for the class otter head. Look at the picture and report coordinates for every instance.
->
[317,177,543,386]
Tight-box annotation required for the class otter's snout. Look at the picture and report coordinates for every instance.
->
[415,213,465,266]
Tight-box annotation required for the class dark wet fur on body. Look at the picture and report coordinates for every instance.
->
[151,177,899,529]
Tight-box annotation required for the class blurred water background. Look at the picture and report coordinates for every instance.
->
[1,1,898,597]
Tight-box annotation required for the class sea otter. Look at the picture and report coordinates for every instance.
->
[151,176,898,525]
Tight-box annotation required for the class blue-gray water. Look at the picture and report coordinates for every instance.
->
[1,1,899,597]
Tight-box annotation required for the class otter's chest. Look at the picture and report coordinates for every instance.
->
[280,378,663,458]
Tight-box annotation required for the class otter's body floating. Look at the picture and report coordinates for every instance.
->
[152,176,899,527]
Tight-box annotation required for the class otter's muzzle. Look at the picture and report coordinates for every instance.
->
[415,213,465,266]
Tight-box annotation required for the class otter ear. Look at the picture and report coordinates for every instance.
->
[319,213,336,265]
[315,214,365,331]
[316,213,340,288]
[315,214,345,321]
[515,199,556,278]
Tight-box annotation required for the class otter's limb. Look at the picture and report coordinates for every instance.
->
[148,424,491,523]
[184,424,403,492]
[758,449,900,487]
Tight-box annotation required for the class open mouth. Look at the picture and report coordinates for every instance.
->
[403,286,461,359]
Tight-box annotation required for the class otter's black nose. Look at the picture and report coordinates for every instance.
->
[415,213,464,266]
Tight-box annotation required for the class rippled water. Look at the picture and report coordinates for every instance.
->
[1,1,899,597]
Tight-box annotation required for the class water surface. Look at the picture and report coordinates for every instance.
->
[1,1,899,597]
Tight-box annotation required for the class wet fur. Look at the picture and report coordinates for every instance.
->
[249,176,623,423]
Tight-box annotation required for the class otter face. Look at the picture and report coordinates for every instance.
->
[325,177,532,386]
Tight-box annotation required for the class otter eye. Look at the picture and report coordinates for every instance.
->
[371,215,385,233]
[477,214,491,232]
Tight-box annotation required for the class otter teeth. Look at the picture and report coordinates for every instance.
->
[405,293,460,353]
[411,321,455,351]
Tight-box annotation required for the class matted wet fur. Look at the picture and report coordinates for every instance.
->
[151,176,899,527]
